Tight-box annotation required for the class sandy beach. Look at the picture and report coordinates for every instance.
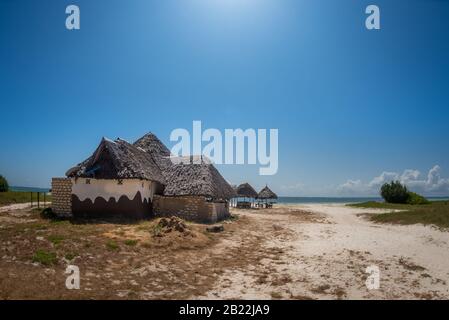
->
[1,203,448,299]
[203,203,449,299]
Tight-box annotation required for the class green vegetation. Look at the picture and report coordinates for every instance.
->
[349,201,422,210]
[151,223,163,237]
[407,192,430,205]
[124,239,138,246]
[349,201,449,229]
[32,250,57,266]
[0,191,52,206]
[380,181,429,205]
[0,175,9,192]
[106,240,119,251]
[47,234,65,245]
[381,181,409,204]
[64,252,78,261]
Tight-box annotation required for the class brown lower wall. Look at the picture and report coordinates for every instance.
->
[71,192,153,220]
[153,195,229,223]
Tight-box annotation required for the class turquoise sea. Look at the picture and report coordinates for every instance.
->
[277,196,449,204]
[10,186,50,193]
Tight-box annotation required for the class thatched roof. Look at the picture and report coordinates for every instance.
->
[66,138,165,184]
[66,132,236,200]
[134,133,236,200]
[236,183,258,198]
[162,157,236,200]
[257,186,278,199]
[133,132,173,172]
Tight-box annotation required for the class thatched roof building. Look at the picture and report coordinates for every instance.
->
[56,132,235,223]
[235,183,258,198]
[134,134,235,200]
[163,157,236,200]
[66,137,165,183]
[257,186,278,200]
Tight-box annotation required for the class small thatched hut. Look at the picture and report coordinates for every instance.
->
[153,156,236,223]
[234,182,258,208]
[133,133,236,222]
[257,185,278,208]
[65,137,165,219]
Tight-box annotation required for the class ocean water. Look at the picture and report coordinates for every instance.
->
[277,197,381,204]
[8,187,449,204]
[10,186,50,193]
[277,196,449,204]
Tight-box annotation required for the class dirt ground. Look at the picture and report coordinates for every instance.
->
[0,203,448,299]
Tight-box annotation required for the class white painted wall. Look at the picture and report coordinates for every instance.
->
[71,178,157,202]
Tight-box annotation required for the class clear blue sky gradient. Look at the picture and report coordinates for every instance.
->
[1,0,448,196]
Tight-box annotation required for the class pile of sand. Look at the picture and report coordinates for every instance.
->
[148,217,214,249]
[154,216,190,236]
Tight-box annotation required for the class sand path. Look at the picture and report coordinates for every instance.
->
[202,204,449,299]
[0,202,51,213]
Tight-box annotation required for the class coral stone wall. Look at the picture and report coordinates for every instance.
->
[153,195,229,223]
[51,178,73,217]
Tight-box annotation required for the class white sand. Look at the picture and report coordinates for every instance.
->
[202,203,449,300]
[0,202,50,213]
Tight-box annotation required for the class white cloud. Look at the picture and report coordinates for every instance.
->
[338,165,449,196]
[368,172,399,189]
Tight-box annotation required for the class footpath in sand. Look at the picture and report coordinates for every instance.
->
[202,204,449,299]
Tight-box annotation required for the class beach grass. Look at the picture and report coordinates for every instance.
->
[32,249,57,266]
[0,191,51,206]
[349,201,449,229]
[349,201,422,210]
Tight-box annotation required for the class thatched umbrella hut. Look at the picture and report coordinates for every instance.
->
[235,183,258,208]
[257,185,278,208]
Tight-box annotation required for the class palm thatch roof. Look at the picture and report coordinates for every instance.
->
[66,138,165,184]
[162,157,236,200]
[134,133,236,200]
[133,132,173,172]
[235,183,258,198]
[66,132,236,200]
[257,186,278,200]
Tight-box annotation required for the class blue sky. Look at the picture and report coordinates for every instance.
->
[1,0,449,196]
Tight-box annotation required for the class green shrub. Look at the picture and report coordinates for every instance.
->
[0,175,9,192]
[407,192,430,205]
[381,181,409,204]
[380,181,430,205]
[106,240,119,251]
[124,239,138,246]
[47,234,65,245]
[32,250,57,266]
